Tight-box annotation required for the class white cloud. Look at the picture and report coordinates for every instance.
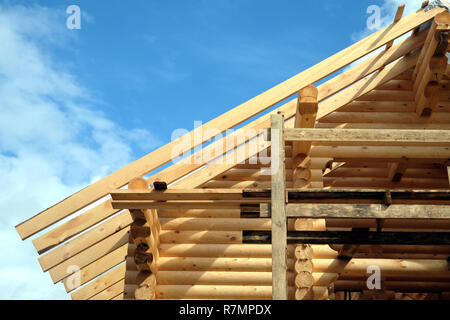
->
[0,4,160,299]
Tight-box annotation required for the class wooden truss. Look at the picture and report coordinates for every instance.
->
[15,4,450,300]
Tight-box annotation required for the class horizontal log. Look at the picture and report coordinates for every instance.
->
[296,286,329,300]
[156,285,296,300]
[158,209,241,218]
[157,271,295,286]
[285,204,450,219]
[157,257,295,272]
[159,230,242,244]
[284,128,450,146]
[313,258,449,279]
[159,243,338,258]
[160,218,271,231]
[335,280,450,293]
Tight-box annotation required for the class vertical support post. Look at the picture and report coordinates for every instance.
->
[292,85,318,189]
[128,178,158,300]
[271,113,288,300]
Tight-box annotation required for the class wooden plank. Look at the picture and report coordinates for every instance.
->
[16,7,443,240]
[71,263,126,300]
[89,279,125,300]
[49,227,130,283]
[112,200,267,210]
[63,243,128,293]
[270,114,288,300]
[385,4,406,50]
[413,13,450,116]
[284,128,450,146]
[111,189,246,201]
[285,203,450,219]
[243,231,450,245]
[38,211,132,269]
[32,200,123,255]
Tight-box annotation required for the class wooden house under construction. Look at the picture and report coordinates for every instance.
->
[15,2,450,300]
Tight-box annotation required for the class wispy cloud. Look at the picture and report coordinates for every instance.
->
[352,0,426,42]
[0,3,160,299]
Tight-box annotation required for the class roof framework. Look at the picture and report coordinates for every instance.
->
[15,3,450,300]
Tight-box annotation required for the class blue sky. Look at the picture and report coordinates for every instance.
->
[0,0,425,299]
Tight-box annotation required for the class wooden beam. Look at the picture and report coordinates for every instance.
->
[38,211,132,269]
[112,200,266,210]
[71,263,126,300]
[111,188,450,205]
[128,178,157,300]
[16,7,442,240]
[414,11,450,116]
[292,85,318,189]
[293,86,318,155]
[49,227,130,283]
[385,4,406,50]
[63,243,128,293]
[243,231,450,245]
[271,113,288,300]
[285,203,450,219]
[283,128,450,146]
[112,189,249,201]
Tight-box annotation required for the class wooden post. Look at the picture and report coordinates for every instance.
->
[413,11,450,117]
[128,177,159,300]
[270,113,288,300]
[292,85,319,188]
